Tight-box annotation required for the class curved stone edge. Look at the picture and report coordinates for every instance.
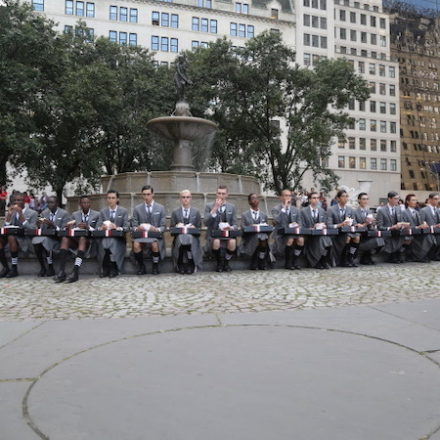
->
[22,323,440,440]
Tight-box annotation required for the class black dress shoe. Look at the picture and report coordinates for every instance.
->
[136,265,147,275]
[152,263,160,275]
[54,272,66,283]
[46,265,55,277]
[66,271,79,283]
[0,266,10,278]
[6,266,18,278]
[223,260,232,272]
[37,267,46,277]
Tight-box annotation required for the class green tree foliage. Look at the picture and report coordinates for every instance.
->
[186,32,370,193]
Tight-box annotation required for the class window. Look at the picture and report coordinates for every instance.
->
[380,102,386,114]
[350,11,356,23]
[380,159,387,170]
[348,99,355,110]
[312,15,319,27]
[380,36,386,47]
[198,0,212,7]
[370,15,376,27]
[151,35,159,51]
[170,38,178,53]
[358,61,365,73]
[64,25,73,33]
[210,19,217,33]
[389,66,395,78]
[360,157,367,169]
[390,140,397,152]
[320,36,327,48]
[304,33,310,46]
[247,25,254,38]
[243,3,249,13]
[369,82,376,93]
[119,32,127,45]
[370,119,377,132]
[192,41,199,48]
[370,139,377,151]
[361,32,367,43]
[359,138,366,150]
[390,122,396,133]
[193,17,200,31]
[370,158,377,169]
[152,12,160,25]
[380,139,387,151]
[162,13,170,27]
[359,118,366,130]
[320,17,327,28]
[369,63,375,75]
[320,0,326,10]
[359,101,365,111]
[271,8,279,19]
[340,28,346,40]
[65,0,73,15]
[304,0,310,6]
[339,9,346,21]
[171,14,179,28]
[120,7,128,21]
[338,156,345,168]
[351,48,357,55]
[304,53,311,66]
[349,157,356,169]
[129,33,137,46]
[369,101,376,112]
[312,35,319,47]
[390,159,397,171]
[230,22,237,36]
[130,8,138,23]
[350,30,356,41]
[76,1,84,16]
[109,30,117,42]
[409,170,415,178]
[86,2,94,17]
[201,18,208,32]
[380,18,386,29]
[32,0,44,11]
[161,37,169,52]
[360,14,366,25]
[380,121,386,133]
[379,64,385,76]
[389,85,395,96]
[238,23,246,37]
[304,14,310,26]
[370,34,377,45]
[110,6,117,20]
[379,83,386,95]
[349,137,355,149]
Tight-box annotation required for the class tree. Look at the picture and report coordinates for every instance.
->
[186,32,370,193]
[0,0,61,187]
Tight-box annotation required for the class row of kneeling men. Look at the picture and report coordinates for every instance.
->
[1,186,440,282]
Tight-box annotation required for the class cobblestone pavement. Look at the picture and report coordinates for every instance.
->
[0,262,439,321]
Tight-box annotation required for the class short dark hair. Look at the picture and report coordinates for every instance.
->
[387,191,398,199]
[141,185,154,193]
[336,189,347,199]
[405,193,416,208]
[247,193,257,203]
[428,192,439,199]
[308,191,319,200]
[107,189,119,198]
[79,195,90,202]
[280,188,291,196]
[218,185,228,191]
[357,192,368,200]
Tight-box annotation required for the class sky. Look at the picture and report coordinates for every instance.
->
[400,0,440,11]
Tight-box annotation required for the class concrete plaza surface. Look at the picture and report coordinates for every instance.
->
[1,265,440,440]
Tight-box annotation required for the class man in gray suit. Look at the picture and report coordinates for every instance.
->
[327,189,360,267]
[354,192,384,265]
[376,191,409,263]
[32,196,70,277]
[401,193,433,262]
[170,189,202,274]
[54,195,100,283]
[419,192,440,261]
[96,190,129,277]
[240,193,271,270]
[271,189,304,270]
[300,191,332,269]
[204,185,238,272]
[0,191,38,278]
[132,185,166,275]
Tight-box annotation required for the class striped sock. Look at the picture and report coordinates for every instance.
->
[74,257,82,267]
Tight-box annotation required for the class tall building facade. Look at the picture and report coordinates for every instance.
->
[296,0,401,202]
[389,10,440,193]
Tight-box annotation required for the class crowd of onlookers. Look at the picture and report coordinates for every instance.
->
[0,187,49,216]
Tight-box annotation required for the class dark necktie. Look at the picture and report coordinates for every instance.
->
[82,213,88,223]
[340,209,345,219]
[50,212,55,222]
[220,206,226,222]
[110,210,115,221]
[312,209,317,221]
[183,209,189,225]
[146,205,152,223]
[253,211,258,223]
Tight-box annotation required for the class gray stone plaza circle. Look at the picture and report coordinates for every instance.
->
[1,263,440,440]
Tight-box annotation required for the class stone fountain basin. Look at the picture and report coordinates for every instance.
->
[147,116,217,142]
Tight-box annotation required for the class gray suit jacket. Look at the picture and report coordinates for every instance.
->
[97,206,129,231]
[204,202,237,231]
[131,202,166,232]
[3,207,38,229]
[376,205,404,230]
[402,208,422,227]
[327,205,356,229]
[420,205,440,226]
[241,209,268,227]
[39,208,70,232]
[170,207,201,228]
[300,206,328,228]
[354,207,372,225]
[71,210,100,229]
[272,204,301,230]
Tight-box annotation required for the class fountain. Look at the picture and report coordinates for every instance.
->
[67,55,278,217]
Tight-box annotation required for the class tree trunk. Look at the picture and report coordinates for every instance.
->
[56,187,64,208]
[0,150,10,187]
